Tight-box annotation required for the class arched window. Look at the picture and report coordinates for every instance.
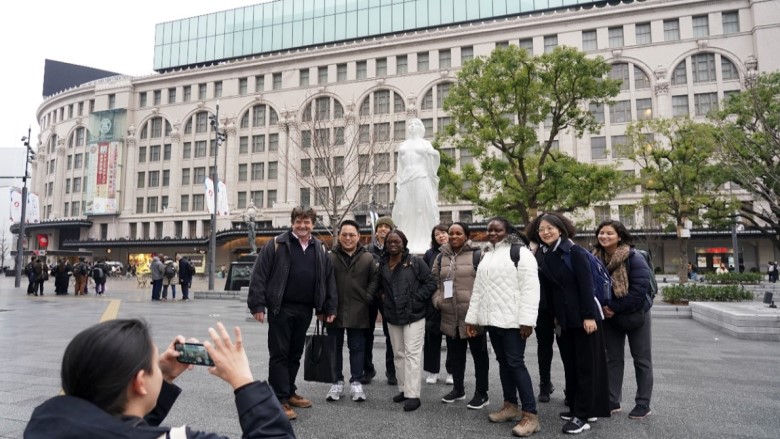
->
[671,61,687,85]
[634,66,650,89]
[359,90,405,116]
[610,63,630,91]
[239,104,279,129]
[301,96,345,121]
[721,57,739,81]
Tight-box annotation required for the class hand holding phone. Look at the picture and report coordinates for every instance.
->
[175,342,215,367]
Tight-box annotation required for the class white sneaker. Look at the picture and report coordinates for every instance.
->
[425,373,438,384]
[445,374,454,385]
[326,381,344,401]
[350,382,366,402]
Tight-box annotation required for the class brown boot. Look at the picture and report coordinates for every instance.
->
[488,401,521,423]
[282,403,297,420]
[288,393,313,408]
[512,411,541,437]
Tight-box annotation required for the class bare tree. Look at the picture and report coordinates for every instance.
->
[280,93,402,236]
[0,222,9,269]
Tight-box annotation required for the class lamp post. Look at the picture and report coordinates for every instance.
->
[243,202,258,255]
[14,128,34,288]
[208,104,226,290]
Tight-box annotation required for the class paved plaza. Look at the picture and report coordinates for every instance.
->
[0,275,778,438]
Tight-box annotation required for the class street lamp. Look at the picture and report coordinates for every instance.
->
[208,104,227,290]
[243,202,258,255]
[13,128,34,288]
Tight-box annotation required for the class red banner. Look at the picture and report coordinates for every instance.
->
[37,234,49,248]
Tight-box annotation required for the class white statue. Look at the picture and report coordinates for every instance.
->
[392,118,440,254]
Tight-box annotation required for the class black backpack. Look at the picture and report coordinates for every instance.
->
[164,263,176,279]
[92,266,104,279]
[634,249,658,300]
[435,243,521,277]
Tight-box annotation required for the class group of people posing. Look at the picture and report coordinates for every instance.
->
[244,207,655,436]
[23,206,656,439]
[24,256,113,296]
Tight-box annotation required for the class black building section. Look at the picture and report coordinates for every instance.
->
[42,59,122,97]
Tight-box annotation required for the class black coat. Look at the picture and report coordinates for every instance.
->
[536,239,601,329]
[604,248,653,315]
[178,258,194,285]
[24,381,296,439]
[328,243,380,329]
[380,250,437,326]
[247,231,337,317]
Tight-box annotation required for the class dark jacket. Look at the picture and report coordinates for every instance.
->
[603,248,653,315]
[328,243,380,329]
[178,258,194,285]
[247,231,337,317]
[423,247,441,269]
[536,239,601,329]
[380,250,437,326]
[24,380,296,439]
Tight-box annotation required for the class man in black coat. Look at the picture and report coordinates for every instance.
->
[247,206,337,420]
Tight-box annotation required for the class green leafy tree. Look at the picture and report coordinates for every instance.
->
[625,118,729,283]
[440,45,626,224]
[711,72,780,254]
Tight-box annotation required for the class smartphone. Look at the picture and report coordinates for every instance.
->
[174,342,215,367]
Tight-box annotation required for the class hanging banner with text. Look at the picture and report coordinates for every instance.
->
[85,141,120,215]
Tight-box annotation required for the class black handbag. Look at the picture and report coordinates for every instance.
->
[303,320,338,383]
[610,309,645,331]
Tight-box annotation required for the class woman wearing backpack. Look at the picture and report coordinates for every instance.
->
[162,257,178,301]
[526,212,610,435]
[592,220,653,420]
[465,217,540,437]
[431,222,490,410]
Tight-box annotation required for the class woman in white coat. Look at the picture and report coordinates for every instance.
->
[465,217,541,437]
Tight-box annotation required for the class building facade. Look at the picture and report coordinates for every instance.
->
[24,0,780,273]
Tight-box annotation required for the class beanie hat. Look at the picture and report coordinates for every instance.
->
[375,216,396,230]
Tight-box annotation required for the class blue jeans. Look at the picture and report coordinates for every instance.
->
[328,327,366,383]
[488,326,537,414]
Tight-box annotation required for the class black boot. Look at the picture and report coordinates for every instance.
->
[538,382,554,403]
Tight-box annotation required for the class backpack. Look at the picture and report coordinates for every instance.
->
[92,267,104,280]
[435,243,520,277]
[73,262,85,275]
[563,249,613,304]
[25,262,35,277]
[635,249,658,300]
[164,263,176,279]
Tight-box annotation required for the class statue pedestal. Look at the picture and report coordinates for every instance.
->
[224,254,257,291]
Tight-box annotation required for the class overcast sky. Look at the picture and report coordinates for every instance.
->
[0,0,259,258]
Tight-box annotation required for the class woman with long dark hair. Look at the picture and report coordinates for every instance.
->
[593,220,653,419]
[526,212,610,435]
[465,217,541,437]
[423,224,453,385]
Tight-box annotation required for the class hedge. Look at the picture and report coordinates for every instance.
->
[662,284,754,303]
[704,272,762,284]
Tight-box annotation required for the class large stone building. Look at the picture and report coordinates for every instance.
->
[21,0,780,273]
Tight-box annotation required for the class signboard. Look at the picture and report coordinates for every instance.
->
[85,141,120,215]
[177,252,207,274]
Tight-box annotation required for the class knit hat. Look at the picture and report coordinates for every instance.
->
[375,216,395,230]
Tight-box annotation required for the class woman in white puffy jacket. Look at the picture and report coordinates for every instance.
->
[465,217,541,437]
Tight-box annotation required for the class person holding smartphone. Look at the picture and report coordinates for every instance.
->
[25,319,295,439]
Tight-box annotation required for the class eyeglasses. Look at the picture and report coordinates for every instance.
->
[339,233,358,238]
[538,227,557,234]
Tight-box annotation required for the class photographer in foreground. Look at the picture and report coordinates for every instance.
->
[25,319,295,439]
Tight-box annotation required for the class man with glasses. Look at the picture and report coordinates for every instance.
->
[325,220,380,402]
[247,206,338,420]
